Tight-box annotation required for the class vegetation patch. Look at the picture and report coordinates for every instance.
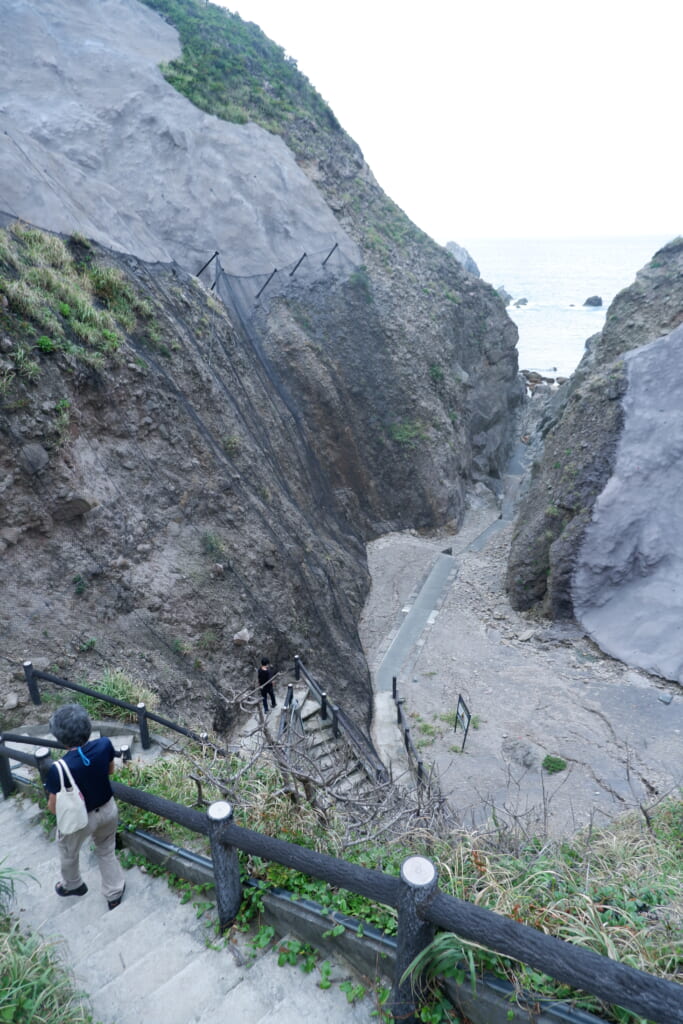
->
[0,223,160,397]
[0,862,93,1023]
[140,0,335,134]
[542,754,567,774]
[389,420,427,447]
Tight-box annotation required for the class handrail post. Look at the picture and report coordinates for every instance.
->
[404,726,411,752]
[34,746,52,784]
[397,698,405,725]
[137,703,151,750]
[0,751,14,798]
[23,661,41,705]
[285,683,294,709]
[392,676,397,700]
[207,801,241,931]
[320,691,328,720]
[294,654,301,681]
[331,704,339,739]
[391,856,438,1024]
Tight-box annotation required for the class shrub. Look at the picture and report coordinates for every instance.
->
[542,754,567,773]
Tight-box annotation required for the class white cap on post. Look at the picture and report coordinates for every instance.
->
[401,856,437,888]
[208,800,233,822]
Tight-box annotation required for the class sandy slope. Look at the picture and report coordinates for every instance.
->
[362,487,682,838]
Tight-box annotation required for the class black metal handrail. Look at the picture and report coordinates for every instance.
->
[2,743,680,1024]
[22,661,214,752]
[392,677,432,790]
[294,655,388,782]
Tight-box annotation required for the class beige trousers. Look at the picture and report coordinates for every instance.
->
[57,796,125,901]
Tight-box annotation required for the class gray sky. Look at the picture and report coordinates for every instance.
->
[216,0,682,244]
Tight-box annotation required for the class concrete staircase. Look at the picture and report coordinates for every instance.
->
[0,794,381,1024]
[283,689,378,805]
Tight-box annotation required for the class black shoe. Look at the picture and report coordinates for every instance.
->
[56,881,88,897]
[108,883,126,910]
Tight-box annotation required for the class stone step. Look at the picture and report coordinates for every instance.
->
[0,794,379,1024]
[130,945,245,1024]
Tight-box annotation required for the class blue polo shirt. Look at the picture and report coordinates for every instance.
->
[45,737,115,812]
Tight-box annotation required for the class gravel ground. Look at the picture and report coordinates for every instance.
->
[361,487,682,839]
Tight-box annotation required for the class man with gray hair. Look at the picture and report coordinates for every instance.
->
[44,703,126,909]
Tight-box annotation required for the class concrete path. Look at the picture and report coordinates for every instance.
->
[0,794,379,1024]
[376,553,459,694]
[369,472,519,782]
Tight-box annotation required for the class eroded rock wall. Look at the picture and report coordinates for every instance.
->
[572,323,683,682]
[0,238,371,726]
[506,238,683,682]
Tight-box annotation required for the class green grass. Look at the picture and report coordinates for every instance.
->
[139,0,335,134]
[542,754,567,773]
[77,670,159,723]
[389,420,427,446]
[0,860,93,1023]
[0,223,162,393]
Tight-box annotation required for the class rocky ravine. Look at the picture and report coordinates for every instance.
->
[507,238,683,686]
[0,0,523,733]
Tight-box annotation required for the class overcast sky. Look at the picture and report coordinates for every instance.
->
[215,0,682,245]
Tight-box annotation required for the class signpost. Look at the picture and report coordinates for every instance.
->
[454,695,472,752]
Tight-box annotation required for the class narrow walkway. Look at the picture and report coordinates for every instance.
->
[375,553,458,693]
[371,437,531,778]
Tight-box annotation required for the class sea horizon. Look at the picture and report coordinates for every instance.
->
[459,234,675,377]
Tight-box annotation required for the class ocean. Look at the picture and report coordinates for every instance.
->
[461,236,674,378]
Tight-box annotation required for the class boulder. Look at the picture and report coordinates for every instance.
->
[18,443,49,475]
[583,295,602,307]
[233,627,252,645]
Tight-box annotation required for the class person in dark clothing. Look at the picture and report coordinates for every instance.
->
[44,704,126,910]
[258,657,276,713]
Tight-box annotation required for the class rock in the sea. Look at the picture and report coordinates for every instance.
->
[497,286,512,306]
[583,295,602,307]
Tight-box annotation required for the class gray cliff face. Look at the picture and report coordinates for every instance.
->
[506,238,683,683]
[0,0,523,724]
[0,0,360,273]
[0,236,371,724]
[572,323,683,682]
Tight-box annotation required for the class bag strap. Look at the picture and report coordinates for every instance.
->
[55,758,79,792]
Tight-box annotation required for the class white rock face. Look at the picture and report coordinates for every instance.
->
[572,323,683,683]
[0,0,359,274]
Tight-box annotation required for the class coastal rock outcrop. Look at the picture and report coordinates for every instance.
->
[507,237,683,683]
[445,241,480,277]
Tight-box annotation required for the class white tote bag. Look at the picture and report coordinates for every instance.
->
[54,758,88,835]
